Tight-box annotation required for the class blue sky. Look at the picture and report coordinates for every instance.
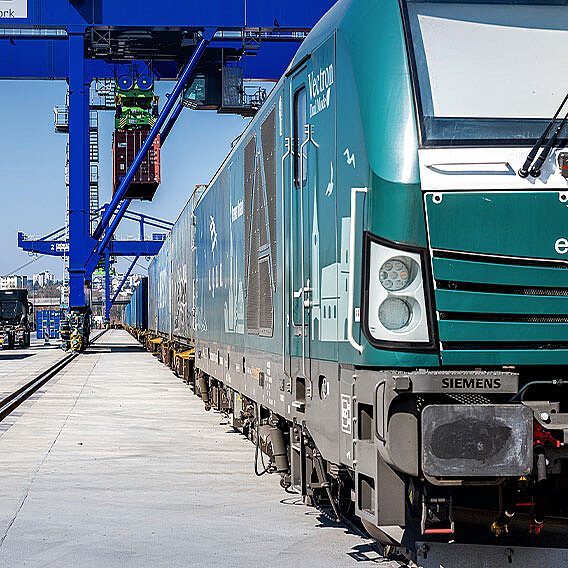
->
[0,80,260,279]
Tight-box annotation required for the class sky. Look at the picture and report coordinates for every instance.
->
[0,80,263,279]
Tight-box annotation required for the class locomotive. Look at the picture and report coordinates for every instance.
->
[126,0,568,561]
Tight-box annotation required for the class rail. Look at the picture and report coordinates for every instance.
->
[0,329,107,422]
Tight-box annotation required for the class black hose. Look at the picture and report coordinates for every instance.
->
[323,483,342,523]
[508,378,565,402]
[254,427,273,477]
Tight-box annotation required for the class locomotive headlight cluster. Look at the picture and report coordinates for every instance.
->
[362,236,433,348]
[379,257,414,291]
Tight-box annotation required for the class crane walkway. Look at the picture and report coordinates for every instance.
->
[0,330,387,568]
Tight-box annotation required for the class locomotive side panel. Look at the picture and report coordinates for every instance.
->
[193,85,290,418]
[285,34,344,463]
[148,0,423,535]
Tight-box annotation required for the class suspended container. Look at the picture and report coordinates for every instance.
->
[112,129,161,200]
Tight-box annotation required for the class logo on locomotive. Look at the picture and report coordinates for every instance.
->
[441,377,502,390]
[307,63,334,118]
[555,237,568,254]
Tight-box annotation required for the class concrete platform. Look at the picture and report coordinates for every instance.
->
[0,338,63,395]
[0,330,392,567]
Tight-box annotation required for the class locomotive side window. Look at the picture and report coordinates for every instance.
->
[293,87,307,188]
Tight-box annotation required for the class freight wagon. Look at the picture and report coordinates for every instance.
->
[147,188,200,341]
[126,0,568,563]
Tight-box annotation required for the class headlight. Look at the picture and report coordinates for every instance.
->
[362,235,434,349]
[379,257,417,291]
[379,297,411,330]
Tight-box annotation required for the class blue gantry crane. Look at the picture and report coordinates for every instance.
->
[1,0,334,349]
[19,208,174,323]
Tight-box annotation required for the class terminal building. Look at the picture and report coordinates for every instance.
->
[0,275,27,289]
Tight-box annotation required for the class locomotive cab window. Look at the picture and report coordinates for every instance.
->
[293,87,307,188]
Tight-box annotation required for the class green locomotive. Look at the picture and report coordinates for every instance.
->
[139,0,568,563]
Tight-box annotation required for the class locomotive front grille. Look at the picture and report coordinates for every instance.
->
[431,251,568,365]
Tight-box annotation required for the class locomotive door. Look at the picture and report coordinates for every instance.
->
[288,67,314,400]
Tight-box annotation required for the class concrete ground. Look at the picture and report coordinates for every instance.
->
[0,338,63,395]
[0,330,391,568]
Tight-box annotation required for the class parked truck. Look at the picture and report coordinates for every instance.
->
[0,289,32,349]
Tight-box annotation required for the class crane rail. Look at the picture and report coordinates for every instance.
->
[0,329,107,422]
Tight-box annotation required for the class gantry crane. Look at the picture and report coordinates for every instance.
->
[1,0,334,349]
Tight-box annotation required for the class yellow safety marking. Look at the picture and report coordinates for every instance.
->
[177,349,195,360]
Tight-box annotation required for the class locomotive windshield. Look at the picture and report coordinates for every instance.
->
[402,1,568,146]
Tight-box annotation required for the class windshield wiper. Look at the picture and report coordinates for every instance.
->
[518,92,568,178]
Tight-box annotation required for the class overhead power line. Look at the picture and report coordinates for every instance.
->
[7,254,44,276]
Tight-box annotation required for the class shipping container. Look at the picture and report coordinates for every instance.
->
[156,235,171,336]
[112,129,161,200]
[36,309,60,339]
[123,278,148,330]
[171,195,197,343]
[134,277,148,330]
[148,257,157,332]
[146,189,201,340]
[123,303,131,327]
[147,233,171,336]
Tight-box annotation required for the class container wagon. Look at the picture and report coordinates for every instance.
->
[127,0,568,563]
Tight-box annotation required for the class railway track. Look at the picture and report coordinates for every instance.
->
[0,329,107,422]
